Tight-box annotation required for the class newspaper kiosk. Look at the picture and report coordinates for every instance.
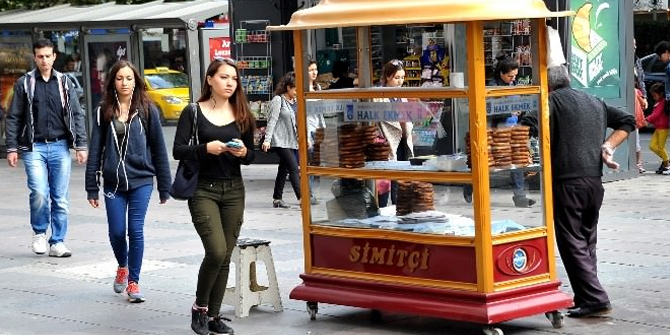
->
[269,1,574,334]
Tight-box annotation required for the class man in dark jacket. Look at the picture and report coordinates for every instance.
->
[5,38,88,257]
[546,65,635,318]
[654,40,670,101]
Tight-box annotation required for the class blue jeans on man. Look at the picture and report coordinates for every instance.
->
[104,183,153,284]
[21,139,72,244]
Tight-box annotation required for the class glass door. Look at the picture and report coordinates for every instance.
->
[82,34,131,119]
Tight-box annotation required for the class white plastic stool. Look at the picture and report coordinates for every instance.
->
[223,238,283,317]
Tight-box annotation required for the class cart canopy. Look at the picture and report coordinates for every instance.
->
[267,0,573,31]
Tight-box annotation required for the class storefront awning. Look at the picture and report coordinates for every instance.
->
[0,0,227,30]
[268,0,573,31]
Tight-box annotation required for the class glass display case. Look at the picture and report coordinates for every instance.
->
[268,1,574,334]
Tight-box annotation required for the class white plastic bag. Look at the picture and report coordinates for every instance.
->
[546,26,566,67]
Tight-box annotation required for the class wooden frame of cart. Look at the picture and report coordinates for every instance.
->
[268,1,575,334]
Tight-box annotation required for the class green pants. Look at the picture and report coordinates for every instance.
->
[188,176,245,316]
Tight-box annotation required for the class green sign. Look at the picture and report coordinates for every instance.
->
[569,0,620,98]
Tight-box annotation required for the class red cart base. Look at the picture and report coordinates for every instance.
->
[290,273,572,325]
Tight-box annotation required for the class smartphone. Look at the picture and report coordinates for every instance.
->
[226,140,243,149]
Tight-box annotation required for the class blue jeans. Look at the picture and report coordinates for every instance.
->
[510,170,526,197]
[21,139,72,245]
[104,183,153,283]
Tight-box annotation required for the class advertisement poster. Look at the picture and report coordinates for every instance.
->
[209,36,231,60]
[0,40,32,144]
[569,0,620,98]
[88,41,128,108]
[0,41,32,112]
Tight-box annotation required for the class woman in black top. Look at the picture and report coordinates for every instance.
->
[173,58,255,335]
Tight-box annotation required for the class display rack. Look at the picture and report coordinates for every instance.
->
[340,27,357,64]
[235,19,276,159]
[483,19,532,84]
[395,26,412,58]
[371,26,382,83]
[235,20,272,150]
[235,20,273,105]
[402,55,421,87]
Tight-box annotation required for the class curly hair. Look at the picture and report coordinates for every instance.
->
[273,71,296,96]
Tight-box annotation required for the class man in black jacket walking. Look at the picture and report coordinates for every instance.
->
[5,38,88,257]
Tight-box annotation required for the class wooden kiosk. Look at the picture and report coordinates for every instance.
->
[268,1,574,334]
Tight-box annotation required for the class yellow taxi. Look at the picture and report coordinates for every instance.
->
[144,67,190,124]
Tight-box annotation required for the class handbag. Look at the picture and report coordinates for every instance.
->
[169,105,199,200]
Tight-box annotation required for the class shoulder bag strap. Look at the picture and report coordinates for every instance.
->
[190,102,199,146]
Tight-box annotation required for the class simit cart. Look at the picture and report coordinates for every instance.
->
[268,1,575,334]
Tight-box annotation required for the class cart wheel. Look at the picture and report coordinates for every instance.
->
[545,311,564,329]
[482,326,503,335]
[306,301,318,320]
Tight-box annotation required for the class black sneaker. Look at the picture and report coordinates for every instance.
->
[513,196,536,208]
[464,193,473,204]
[272,199,290,208]
[191,306,209,335]
[209,315,234,335]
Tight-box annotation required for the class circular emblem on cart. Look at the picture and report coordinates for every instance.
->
[512,248,527,272]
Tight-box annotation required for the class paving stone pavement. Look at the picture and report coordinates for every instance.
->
[0,129,669,335]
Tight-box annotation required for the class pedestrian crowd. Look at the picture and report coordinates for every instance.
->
[4,37,642,334]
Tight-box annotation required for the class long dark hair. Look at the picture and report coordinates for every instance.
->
[198,58,255,133]
[308,60,320,91]
[274,71,296,96]
[100,60,151,123]
[380,59,403,87]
